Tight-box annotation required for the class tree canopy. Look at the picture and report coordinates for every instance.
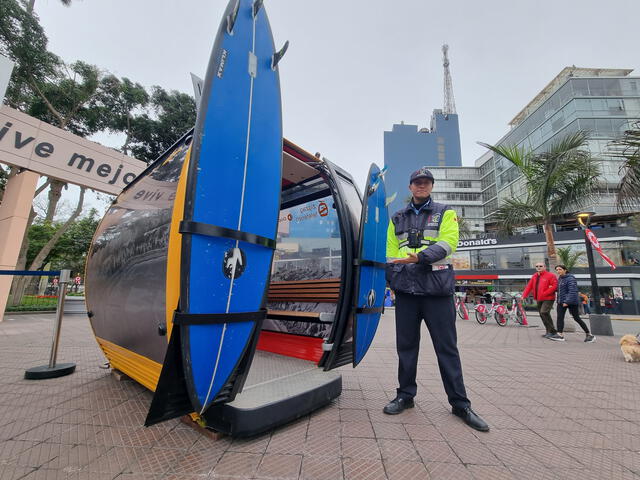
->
[26,209,99,274]
[1,0,196,294]
[1,0,196,159]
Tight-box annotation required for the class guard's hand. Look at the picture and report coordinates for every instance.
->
[563,303,568,307]
[391,253,419,264]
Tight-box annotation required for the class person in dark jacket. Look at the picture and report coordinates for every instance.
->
[554,265,595,343]
[384,167,489,432]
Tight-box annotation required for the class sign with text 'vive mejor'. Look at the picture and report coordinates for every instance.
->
[0,105,145,195]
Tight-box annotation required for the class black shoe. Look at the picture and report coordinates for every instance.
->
[452,406,490,432]
[548,333,565,342]
[383,397,414,415]
[542,333,552,338]
[584,334,596,343]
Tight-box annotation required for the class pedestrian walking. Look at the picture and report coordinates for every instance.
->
[579,292,591,315]
[384,167,489,432]
[553,265,595,343]
[522,262,558,339]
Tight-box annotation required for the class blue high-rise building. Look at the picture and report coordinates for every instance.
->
[384,109,462,214]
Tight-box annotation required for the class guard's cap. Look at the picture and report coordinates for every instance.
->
[410,167,435,184]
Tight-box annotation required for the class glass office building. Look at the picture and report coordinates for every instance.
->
[478,67,640,221]
[427,167,484,234]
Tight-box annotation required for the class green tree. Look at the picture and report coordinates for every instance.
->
[556,246,585,271]
[480,131,601,264]
[0,0,59,111]
[609,122,640,212]
[129,87,197,164]
[95,75,149,155]
[25,208,98,272]
[52,209,99,273]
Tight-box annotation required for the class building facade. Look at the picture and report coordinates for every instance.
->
[427,167,484,234]
[452,226,640,315]
[478,67,640,223]
[384,110,462,214]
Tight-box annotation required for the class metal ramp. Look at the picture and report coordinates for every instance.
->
[202,350,341,436]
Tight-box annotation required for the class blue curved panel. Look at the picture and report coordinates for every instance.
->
[354,164,388,365]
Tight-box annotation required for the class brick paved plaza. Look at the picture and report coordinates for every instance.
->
[1,311,639,479]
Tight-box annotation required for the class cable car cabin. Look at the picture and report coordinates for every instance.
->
[85,132,388,437]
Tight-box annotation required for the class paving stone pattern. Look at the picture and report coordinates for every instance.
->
[0,312,639,479]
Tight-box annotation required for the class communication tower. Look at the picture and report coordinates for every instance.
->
[442,44,457,115]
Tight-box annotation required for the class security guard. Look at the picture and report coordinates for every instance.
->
[384,167,489,432]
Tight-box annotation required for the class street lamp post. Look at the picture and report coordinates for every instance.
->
[577,212,613,336]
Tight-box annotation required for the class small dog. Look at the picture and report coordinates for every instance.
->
[619,335,640,362]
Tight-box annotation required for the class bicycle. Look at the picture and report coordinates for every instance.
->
[454,293,469,320]
[474,294,502,325]
[494,294,527,326]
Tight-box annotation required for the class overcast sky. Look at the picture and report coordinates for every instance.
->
[33,0,640,201]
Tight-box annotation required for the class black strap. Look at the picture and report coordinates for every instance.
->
[179,220,276,249]
[267,312,326,324]
[356,306,384,314]
[173,309,266,325]
[354,259,387,269]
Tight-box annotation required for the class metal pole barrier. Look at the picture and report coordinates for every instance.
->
[48,271,69,368]
[25,269,76,379]
[579,219,613,336]
[583,231,603,315]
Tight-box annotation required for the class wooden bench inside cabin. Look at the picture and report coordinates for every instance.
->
[266,278,340,323]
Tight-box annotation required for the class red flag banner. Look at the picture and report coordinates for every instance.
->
[585,229,617,270]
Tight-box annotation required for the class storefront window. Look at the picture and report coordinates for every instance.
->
[472,249,497,270]
[523,246,547,269]
[596,241,623,268]
[451,251,471,270]
[621,241,640,266]
[497,247,525,269]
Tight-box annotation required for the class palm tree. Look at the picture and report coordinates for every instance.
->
[457,215,472,239]
[609,122,640,212]
[556,246,585,271]
[479,131,601,265]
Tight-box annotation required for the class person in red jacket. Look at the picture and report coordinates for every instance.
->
[522,262,559,339]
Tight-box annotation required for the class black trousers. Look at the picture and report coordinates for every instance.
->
[394,292,470,409]
[557,303,590,334]
[536,300,557,334]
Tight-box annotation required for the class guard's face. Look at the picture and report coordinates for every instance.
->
[409,178,433,202]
